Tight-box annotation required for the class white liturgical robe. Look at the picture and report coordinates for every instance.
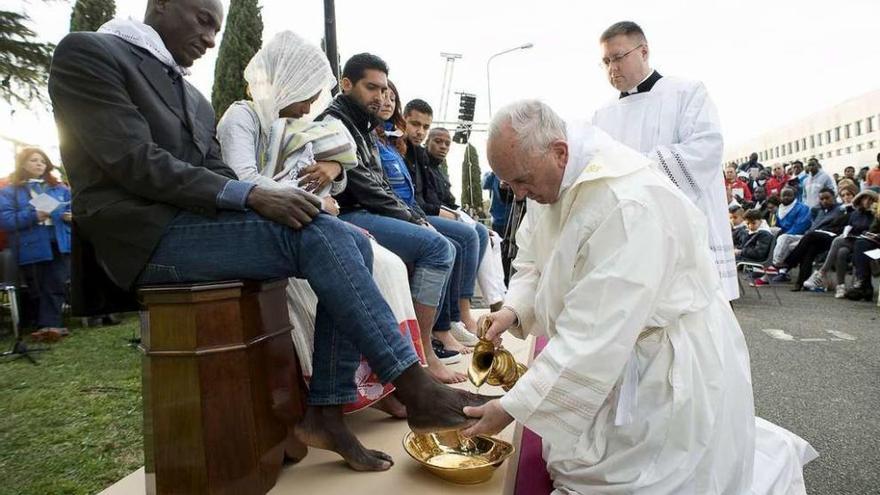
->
[499,122,815,494]
[592,74,739,301]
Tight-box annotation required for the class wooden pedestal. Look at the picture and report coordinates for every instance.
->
[138,279,307,495]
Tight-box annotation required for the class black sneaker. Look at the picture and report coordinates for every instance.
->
[431,338,461,365]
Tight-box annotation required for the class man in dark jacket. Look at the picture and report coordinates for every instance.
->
[401,101,486,353]
[315,54,463,384]
[48,0,482,470]
[775,188,848,289]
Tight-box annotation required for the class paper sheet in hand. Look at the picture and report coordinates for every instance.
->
[29,193,61,213]
[865,249,880,261]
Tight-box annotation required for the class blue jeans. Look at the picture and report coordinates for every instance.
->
[428,216,485,331]
[137,211,419,406]
[339,210,454,308]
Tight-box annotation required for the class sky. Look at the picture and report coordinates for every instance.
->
[3,0,880,191]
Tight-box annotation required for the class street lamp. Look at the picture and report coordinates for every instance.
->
[486,42,534,117]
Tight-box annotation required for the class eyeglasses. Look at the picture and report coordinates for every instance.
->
[599,44,644,69]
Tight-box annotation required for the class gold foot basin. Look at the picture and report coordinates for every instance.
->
[402,431,515,484]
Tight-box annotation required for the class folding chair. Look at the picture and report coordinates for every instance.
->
[737,232,783,305]
[0,249,21,337]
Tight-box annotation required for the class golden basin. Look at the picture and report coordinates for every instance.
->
[403,431,515,484]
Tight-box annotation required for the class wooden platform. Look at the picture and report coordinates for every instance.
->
[100,322,530,495]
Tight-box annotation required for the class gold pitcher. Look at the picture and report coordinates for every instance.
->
[467,318,527,391]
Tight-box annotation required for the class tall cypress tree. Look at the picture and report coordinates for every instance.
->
[211,0,262,119]
[69,0,116,32]
[0,11,54,108]
[460,143,483,215]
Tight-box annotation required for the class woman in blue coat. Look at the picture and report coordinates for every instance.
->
[0,148,72,340]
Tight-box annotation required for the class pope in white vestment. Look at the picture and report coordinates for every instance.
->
[464,100,816,494]
[593,72,739,301]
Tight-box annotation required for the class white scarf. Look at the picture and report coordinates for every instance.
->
[98,18,190,76]
[777,200,795,220]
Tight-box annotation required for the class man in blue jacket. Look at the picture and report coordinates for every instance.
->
[753,187,812,286]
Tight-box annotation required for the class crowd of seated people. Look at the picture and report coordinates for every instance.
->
[727,153,880,302]
[212,32,508,388]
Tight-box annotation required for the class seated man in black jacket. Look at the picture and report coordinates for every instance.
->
[403,102,487,353]
[314,54,464,384]
[47,0,483,471]
[776,188,849,291]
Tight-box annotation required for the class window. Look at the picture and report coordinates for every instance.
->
[845,146,851,154]
[795,140,800,152]
[776,145,780,157]
[788,142,793,154]
[817,133,823,146]
[856,120,862,136]
[835,127,841,142]
[868,116,875,133]
[826,130,832,143]
[836,149,842,156]
[810,136,815,148]
[845,124,851,139]
[802,138,807,150]
[869,141,876,149]
[857,144,863,152]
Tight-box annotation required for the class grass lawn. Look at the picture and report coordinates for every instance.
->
[0,317,143,495]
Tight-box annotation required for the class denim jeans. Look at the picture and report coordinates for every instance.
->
[339,210,453,308]
[137,210,419,406]
[428,216,485,331]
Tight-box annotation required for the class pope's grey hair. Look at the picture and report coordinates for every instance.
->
[488,100,567,156]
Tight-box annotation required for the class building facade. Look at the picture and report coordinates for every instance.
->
[725,89,880,175]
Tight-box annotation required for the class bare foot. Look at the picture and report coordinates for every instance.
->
[393,364,500,433]
[372,394,407,419]
[294,406,393,471]
[460,315,478,333]
[427,356,467,384]
[407,386,495,433]
[433,331,472,354]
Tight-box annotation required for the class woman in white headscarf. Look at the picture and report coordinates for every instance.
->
[218,31,425,418]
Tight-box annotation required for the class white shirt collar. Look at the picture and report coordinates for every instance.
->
[625,68,655,94]
[558,122,599,195]
[98,18,190,76]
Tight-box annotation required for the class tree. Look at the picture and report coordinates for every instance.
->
[0,11,54,108]
[211,0,262,119]
[460,143,483,215]
[70,0,116,32]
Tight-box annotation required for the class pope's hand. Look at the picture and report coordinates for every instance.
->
[477,308,517,344]
[461,399,514,438]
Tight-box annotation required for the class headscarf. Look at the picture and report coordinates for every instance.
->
[244,31,336,138]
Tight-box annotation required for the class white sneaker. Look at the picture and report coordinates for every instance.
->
[450,321,480,347]
[835,285,847,299]
[802,270,825,290]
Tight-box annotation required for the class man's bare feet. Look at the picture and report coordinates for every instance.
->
[294,406,393,471]
[372,393,407,419]
[433,330,472,354]
[427,355,467,384]
[392,365,497,433]
[459,314,479,333]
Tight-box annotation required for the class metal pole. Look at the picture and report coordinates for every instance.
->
[323,0,339,95]
[486,43,534,117]
[439,53,462,122]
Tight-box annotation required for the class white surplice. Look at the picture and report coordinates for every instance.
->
[499,122,815,494]
[592,75,739,301]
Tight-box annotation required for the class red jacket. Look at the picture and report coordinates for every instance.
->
[765,175,790,198]
[725,178,752,202]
